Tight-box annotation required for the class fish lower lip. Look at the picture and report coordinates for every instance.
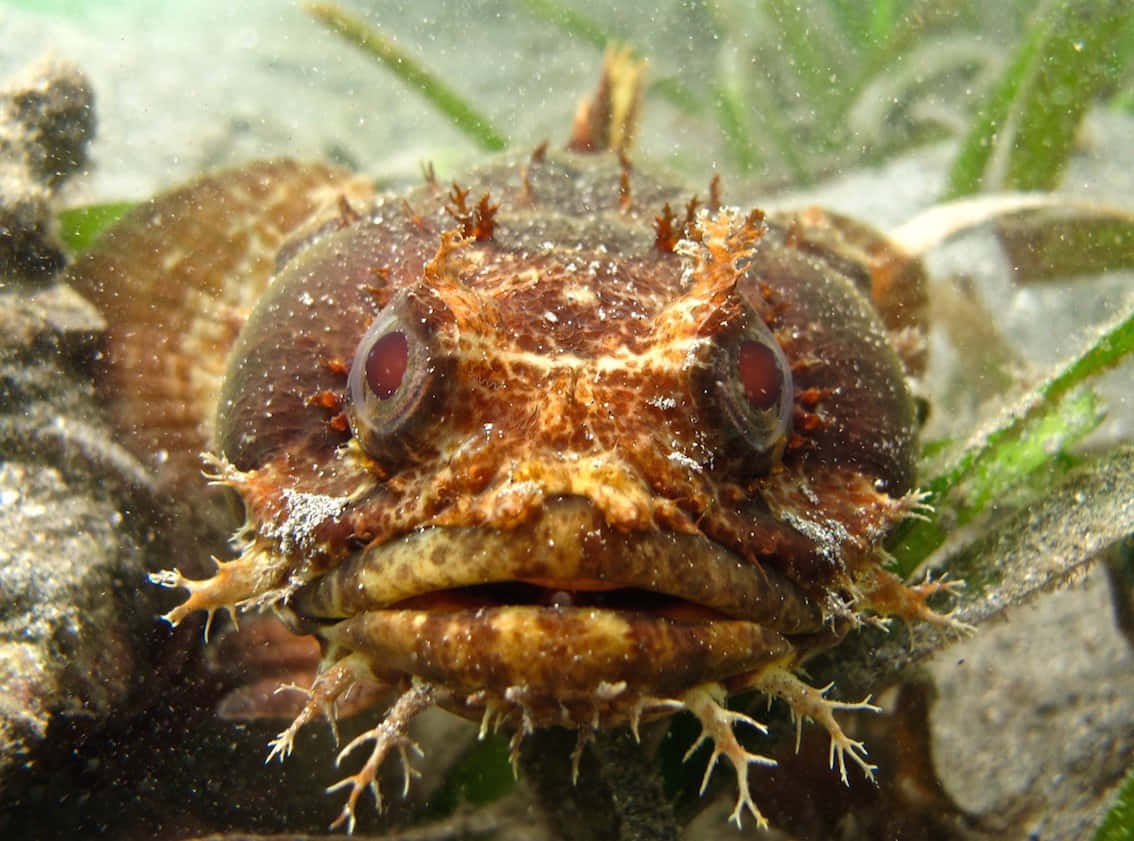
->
[326,606,794,699]
[293,495,823,635]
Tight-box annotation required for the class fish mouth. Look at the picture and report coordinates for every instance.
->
[291,495,826,703]
[293,495,822,635]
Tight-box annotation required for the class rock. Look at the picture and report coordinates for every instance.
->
[0,56,165,804]
[0,55,94,279]
[0,279,164,788]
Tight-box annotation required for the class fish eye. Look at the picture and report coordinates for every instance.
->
[702,313,793,472]
[737,338,783,412]
[346,292,451,462]
[363,330,409,399]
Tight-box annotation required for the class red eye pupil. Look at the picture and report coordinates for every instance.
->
[738,339,781,411]
[365,331,409,399]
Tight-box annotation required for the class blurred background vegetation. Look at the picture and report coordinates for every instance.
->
[303,0,1134,193]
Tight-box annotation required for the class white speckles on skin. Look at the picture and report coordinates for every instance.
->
[495,479,544,505]
[800,482,821,506]
[563,283,598,306]
[667,450,702,472]
[543,310,559,323]
[261,488,350,554]
[647,395,677,410]
[298,290,314,307]
[779,511,844,562]
[822,516,853,546]
[457,332,703,376]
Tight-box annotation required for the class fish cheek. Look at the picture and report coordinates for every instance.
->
[215,224,403,471]
[742,230,919,494]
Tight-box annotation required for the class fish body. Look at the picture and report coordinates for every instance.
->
[68,68,944,832]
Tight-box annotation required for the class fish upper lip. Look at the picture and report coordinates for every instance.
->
[293,495,824,635]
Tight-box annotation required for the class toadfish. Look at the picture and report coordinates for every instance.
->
[69,51,956,832]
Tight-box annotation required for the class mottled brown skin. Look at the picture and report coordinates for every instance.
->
[70,128,940,830]
[214,151,917,593]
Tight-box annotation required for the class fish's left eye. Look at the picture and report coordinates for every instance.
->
[363,330,409,399]
[346,291,452,464]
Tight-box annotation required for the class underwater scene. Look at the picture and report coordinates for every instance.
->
[1,1,1133,839]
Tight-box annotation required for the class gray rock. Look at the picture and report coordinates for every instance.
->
[0,275,172,789]
[0,59,200,821]
[0,56,94,279]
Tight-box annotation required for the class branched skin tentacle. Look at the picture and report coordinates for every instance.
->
[148,555,257,640]
[325,679,436,834]
[681,683,776,829]
[747,667,880,784]
[266,653,377,763]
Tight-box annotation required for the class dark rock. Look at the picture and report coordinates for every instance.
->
[0,55,168,805]
[0,56,95,280]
